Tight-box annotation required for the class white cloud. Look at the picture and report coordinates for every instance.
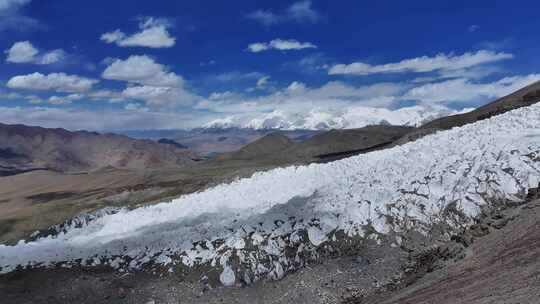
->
[404,74,540,103]
[436,65,501,80]
[4,41,65,64]
[86,89,126,103]
[101,55,199,107]
[0,106,213,131]
[287,0,320,24]
[196,81,406,115]
[0,0,30,11]
[122,85,197,107]
[286,81,307,92]
[0,0,38,32]
[208,91,239,100]
[245,10,280,26]
[47,95,72,105]
[247,39,317,53]
[39,49,66,64]
[256,76,270,88]
[468,25,480,32]
[4,40,37,63]
[247,42,269,53]
[102,55,183,87]
[0,89,23,100]
[7,72,98,93]
[198,72,540,130]
[209,71,265,82]
[101,17,175,48]
[6,93,84,106]
[329,50,513,76]
[26,96,44,104]
[3,72,538,131]
[246,1,320,26]
[124,102,149,112]
[100,30,125,44]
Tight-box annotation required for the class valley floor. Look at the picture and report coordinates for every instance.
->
[0,159,287,244]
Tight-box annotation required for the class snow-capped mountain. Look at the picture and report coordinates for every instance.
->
[1,104,539,287]
[203,105,474,130]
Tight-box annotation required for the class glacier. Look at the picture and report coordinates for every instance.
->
[1,104,540,286]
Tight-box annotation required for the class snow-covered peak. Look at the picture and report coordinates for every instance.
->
[201,116,237,129]
[203,105,474,130]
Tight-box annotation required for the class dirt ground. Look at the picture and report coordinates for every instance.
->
[0,158,288,243]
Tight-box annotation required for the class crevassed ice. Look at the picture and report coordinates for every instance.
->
[1,104,540,278]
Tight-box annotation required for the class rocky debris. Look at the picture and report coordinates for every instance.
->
[343,193,538,304]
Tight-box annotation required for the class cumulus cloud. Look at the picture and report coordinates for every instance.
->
[247,39,317,53]
[329,50,513,76]
[102,55,198,107]
[47,95,73,105]
[404,74,540,103]
[4,41,66,64]
[3,71,539,131]
[197,72,540,130]
[122,85,196,107]
[196,81,406,116]
[7,72,98,93]
[0,0,39,32]
[102,55,183,87]
[246,1,320,26]
[101,17,175,48]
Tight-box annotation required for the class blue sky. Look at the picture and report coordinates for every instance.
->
[1,0,539,130]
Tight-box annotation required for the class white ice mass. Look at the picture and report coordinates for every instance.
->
[1,104,540,286]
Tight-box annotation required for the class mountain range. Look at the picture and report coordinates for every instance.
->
[202,105,474,130]
[0,124,197,176]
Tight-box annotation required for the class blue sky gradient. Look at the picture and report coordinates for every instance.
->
[1,0,539,130]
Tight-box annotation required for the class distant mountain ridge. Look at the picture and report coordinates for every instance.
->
[220,80,540,163]
[216,125,413,163]
[202,105,473,131]
[0,123,197,176]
